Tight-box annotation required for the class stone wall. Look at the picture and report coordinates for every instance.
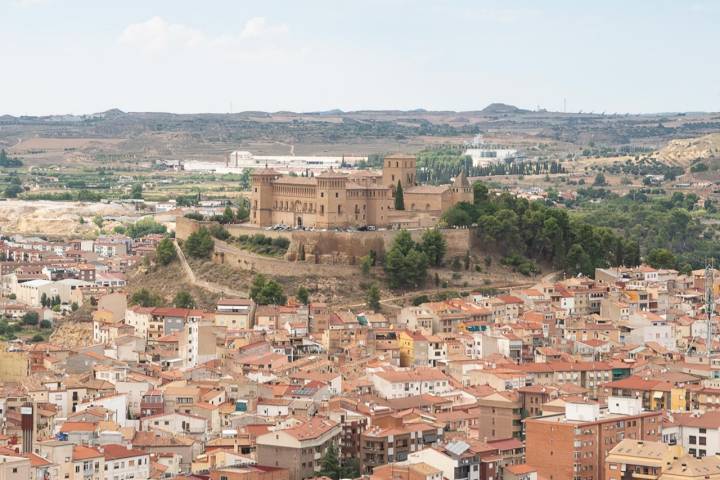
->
[178,217,474,272]
[213,240,360,277]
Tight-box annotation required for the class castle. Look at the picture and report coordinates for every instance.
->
[250,154,472,229]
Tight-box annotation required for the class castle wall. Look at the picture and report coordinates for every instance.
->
[175,217,476,263]
[178,217,473,275]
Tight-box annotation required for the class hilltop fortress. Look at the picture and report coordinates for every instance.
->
[250,154,472,229]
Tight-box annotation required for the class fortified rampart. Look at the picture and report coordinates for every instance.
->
[176,216,474,276]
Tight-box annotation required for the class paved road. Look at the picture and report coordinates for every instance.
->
[173,240,246,297]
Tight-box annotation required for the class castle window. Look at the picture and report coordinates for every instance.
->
[320,206,324,215]
[321,193,324,198]
[254,188,257,193]
[338,205,342,214]
[335,192,339,198]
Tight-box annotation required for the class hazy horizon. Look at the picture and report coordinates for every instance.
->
[2,0,719,116]
[3,105,720,118]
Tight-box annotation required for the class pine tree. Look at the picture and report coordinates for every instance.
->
[319,444,342,480]
[367,284,381,312]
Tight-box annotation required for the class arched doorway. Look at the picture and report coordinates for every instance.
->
[297,216,303,227]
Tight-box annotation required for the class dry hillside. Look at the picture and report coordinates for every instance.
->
[656,132,720,166]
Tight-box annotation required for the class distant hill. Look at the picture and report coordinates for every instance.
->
[93,108,126,118]
[480,103,530,115]
[657,132,720,166]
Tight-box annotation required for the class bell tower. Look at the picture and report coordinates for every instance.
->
[382,153,416,190]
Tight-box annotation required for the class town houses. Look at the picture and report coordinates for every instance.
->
[3,259,720,479]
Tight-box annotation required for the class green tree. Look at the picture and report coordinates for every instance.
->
[318,443,342,480]
[130,288,163,307]
[393,230,416,255]
[22,312,39,326]
[236,202,250,222]
[296,286,309,305]
[593,173,607,186]
[173,291,196,309]
[341,458,360,479]
[130,183,143,199]
[384,230,429,289]
[624,240,641,267]
[40,320,52,329]
[209,224,231,240]
[71,302,79,312]
[40,293,49,308]
[93,215,104,228]
[420,229,447,266]
[565,244,592,276]
[473,181,489,205]
[367,283,381,312]
[394,181,405,210]
[442,204,473,227]
[222,206,235,224]
[126,218,167,238]
[705,199,717,214]
[184,228,214,258]
[250,274,287,305]
[4,183,22,198]
[646,248,677,269]
[155,238,178,266]
[360,255,372,276]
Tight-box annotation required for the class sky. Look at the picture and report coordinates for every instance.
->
[0,0,719,116]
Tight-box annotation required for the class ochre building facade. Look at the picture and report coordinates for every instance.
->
[250,154,472,228]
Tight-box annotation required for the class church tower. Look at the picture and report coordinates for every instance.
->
[382,153,416,190]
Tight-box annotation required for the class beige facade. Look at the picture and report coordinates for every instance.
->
[250,154,472,228]
[255,418,341,480]
[0,455,31,480]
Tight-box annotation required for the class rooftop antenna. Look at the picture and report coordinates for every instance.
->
[707,259,715,358]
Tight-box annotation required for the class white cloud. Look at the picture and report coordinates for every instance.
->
[118,16,289,55]
[240,17,289,39]
[118,16,205,54]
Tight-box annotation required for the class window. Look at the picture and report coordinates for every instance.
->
[700,437,707,446]
[690,436,697,444]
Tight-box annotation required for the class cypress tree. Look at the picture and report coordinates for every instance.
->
[395,180,405,210]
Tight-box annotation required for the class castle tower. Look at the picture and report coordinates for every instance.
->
[315,168,347,229]
[250,166,280,227]
[382,153,416,190]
